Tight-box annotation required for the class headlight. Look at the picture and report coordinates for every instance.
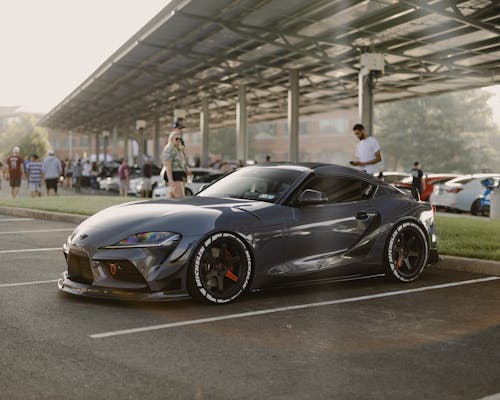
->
[103,232,181,249]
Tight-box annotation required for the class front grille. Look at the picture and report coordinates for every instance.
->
[67,252,93,284]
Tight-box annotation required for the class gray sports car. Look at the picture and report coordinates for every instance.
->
[59,163,439,304]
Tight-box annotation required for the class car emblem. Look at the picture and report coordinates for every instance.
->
[79,233,88,240]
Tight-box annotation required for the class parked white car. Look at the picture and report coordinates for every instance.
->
[98,176,120,192]
[429,173,500,215]
[129,175,164,196]
[373,171,411,185]
[128,164,163,196]
[153,168,225,198]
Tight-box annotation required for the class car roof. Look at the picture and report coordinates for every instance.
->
[249,162,379,182]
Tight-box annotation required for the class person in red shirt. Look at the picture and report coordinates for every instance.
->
[5,146,25,198]
[118,158,130,197]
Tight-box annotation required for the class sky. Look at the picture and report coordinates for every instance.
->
[0,0,169,113]
[0,0,499,125]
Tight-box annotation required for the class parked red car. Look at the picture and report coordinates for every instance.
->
[395,173,460,201]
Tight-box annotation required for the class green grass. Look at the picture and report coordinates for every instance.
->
[1,196,499,261]
[0,196,137,216]
[436,215,500,261]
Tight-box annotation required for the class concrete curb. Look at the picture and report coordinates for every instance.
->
[1,206,499,277]
[0,206,88,224]
[435,255,500,276]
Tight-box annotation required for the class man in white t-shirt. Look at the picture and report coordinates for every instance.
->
[349,123,383,175]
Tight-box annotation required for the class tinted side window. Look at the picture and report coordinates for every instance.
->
[303,175,375,203]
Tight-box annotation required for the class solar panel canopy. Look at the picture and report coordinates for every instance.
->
[41,0,500,132]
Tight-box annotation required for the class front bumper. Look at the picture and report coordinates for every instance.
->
[58,271,189,301]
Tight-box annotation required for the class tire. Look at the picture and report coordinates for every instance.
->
[185,187,193,196]
[470,199,481,216]
[384,221,428,282]
[187,232,253,304]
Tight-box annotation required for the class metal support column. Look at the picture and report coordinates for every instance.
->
[153,115,160,165]
[112,127,118,160]
[358,70,374,135]
[123,132,129,163]
[137,129,144,166]
[200,97,210,167]
[68,131,73,161]
[95,133,100,161]
[103,130,110,163]
[87,134,92,160]
[288,70,299,162]
[236,85,247,163]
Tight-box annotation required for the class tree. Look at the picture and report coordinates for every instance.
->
[208,126,236,160]
[0,114,50,160]
[374,89,500,173]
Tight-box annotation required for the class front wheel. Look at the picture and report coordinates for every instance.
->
[384,221,428,282]
[187,232,253,304]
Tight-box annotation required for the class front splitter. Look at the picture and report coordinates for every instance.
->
[58,271,190,302]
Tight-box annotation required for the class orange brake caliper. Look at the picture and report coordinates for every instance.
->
[224,249,239,282]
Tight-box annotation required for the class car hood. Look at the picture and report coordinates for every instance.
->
[70,197,275,248]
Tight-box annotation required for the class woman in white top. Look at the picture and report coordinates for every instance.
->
[161,131,191,198]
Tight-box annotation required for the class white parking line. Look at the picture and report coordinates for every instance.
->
[0,228,73,235]
[89,276,500,339]
[0,248,61,254]
[0,279,58,288]
[477,393,500,400]
[0,218,34,222]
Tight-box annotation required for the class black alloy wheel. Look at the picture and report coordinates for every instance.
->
[384,221,428,282]
[187,232,252,304]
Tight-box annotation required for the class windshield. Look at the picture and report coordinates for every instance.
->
[198,166,305,203]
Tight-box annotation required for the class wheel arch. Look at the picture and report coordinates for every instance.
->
[388,216,431,248]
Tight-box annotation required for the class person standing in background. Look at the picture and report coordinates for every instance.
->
[162,131,191,199]
[82,160,91,188]
[64,159,73,188]
[42,150,62,196]
[72,159,83,193]
[5,146,25,198]
[90,161,99,194]
[349,123,383,175]
[118,158,130,197]
[411,161,425,194]
[26,154,44,197]
[172,117,189,162]
[142,156,153,198]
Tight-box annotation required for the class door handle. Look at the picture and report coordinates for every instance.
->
[356,211,369,220]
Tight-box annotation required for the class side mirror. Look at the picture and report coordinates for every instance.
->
[298,189,328,205]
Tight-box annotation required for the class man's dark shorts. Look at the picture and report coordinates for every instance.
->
[45,178,59,192]
[9,177,21,188]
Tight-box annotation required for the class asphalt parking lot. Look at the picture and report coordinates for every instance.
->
[1,214,500,400]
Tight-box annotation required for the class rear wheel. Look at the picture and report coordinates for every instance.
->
[187,232,252,304]
[185,187,193,196]
[384,221,428,282]
[471,199,482,216]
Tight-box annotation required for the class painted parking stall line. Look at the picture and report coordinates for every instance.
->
[90,276,500,339]
[0,218,34,222]
[0,248,61,254]
[0,228,73,235]
[0,279,58,288]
